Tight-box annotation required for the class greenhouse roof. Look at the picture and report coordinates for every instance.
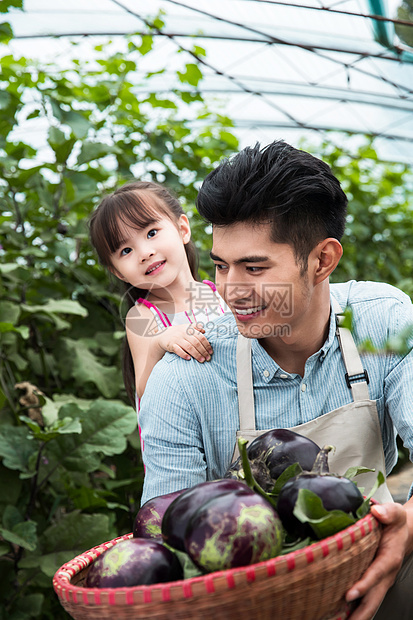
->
[4,0,413,165]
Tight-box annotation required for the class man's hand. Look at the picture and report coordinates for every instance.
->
[157,324,213,363]
[346,501,413,620]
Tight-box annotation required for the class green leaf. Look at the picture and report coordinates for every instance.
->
[20,299,88,330]
[2,505,23,530]
[192,45,207,58]
[45,400,136,472]
[177,63,203,87]
[0,263,20,274]
[22,299,88,317]
[356,471,385,519]
[0,322,29,338]
[343,466,375,480]
[26,108,41,120]
[39,511,113,576]
[173,549,203,579]
[217,132,238,150]
[0,465,22,508]
[19,415,82,442]
[137,34,153,55]
[384,324,413,356]
[18,555,42,569]
[14,594,44,617]
[47,126,66,147]
[145,94,177,109]
[280,536,313,554]
[339,307,353,331]
[271,462,303,497]
[94,331,123,356]
[47,126,76,163]
[0,520,37,551]
[0,90,11,108]
[69,486,128,512]
[7,350,28,370]
[64,170,99,205]
[0,426,38,474]
[0,321,17,332]
[0,22,13,43]
[0,388,6,410]
[60,338,121,398]
[180,91,203,104]
[293,488,357,539]
[76,141,121,166]
[0,300,20,324]
[43,393,95,412]
[67,399,136,456]
[0,0,23,13]
[39,397,60,426]
[61,110,91,139]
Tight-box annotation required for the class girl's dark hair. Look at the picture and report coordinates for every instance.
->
[89,181,199,406]
[196,140,348,271]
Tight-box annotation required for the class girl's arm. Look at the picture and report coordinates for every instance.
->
[126,304,213,399]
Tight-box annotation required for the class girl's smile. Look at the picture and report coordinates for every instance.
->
[145,260,166,276]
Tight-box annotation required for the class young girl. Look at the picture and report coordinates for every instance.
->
[89,181,228,408]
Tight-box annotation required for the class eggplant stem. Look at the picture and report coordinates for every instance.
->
[311,445,335,475]
[238,437,278,509]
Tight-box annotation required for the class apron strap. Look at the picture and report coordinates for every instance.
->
[236,296,370,433]
[332,297,370,401]
[236,334,255,430]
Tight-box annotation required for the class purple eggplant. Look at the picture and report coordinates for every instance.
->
[85,538,183,588]
[185,486,284,572]
[225,429,322,492]
[276,446,364,539]
[162,479,251,552]
[133,489,186,540]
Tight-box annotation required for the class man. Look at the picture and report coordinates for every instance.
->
[139,141,413,619]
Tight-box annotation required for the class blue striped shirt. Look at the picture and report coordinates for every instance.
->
[139,281,413,505]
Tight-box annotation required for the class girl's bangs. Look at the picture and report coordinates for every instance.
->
[101,192,164,255]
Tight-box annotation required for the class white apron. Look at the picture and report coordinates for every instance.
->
[232,299,393,503]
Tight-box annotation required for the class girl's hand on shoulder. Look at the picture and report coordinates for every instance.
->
[157,324,213,363]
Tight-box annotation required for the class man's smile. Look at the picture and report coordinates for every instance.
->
[233,304,266,321]
[233,305,266,315]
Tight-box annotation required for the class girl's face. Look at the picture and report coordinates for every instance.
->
[109,213,191,291]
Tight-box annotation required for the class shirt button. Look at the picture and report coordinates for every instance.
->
[263,370,270,378]
[280,373,288,379]
[301,383,307,392]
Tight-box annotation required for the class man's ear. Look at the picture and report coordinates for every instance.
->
[312,238,343,285]
[179,214,191,244]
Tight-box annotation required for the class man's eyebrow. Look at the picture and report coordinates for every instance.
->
[210,251,224,262]
[210,251,269,265]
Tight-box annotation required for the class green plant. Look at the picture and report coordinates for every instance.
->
[304,137,413,296]
[1,3,413,615]
[0,9,238,618]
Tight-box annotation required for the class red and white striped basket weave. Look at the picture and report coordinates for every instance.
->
[53,511,381,620]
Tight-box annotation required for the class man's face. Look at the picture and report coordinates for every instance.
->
[211,221,312,342]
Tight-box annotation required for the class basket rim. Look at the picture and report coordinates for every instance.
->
[52,510,380,606]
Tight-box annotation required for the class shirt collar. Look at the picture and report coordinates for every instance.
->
[318,296,340,361]
[251,294,340,377]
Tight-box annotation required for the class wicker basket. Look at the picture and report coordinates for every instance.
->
[53,512,381,620]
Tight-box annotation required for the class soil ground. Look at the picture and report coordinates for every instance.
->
[387,462,413,504]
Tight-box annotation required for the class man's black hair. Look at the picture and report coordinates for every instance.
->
[196,140,348,269]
